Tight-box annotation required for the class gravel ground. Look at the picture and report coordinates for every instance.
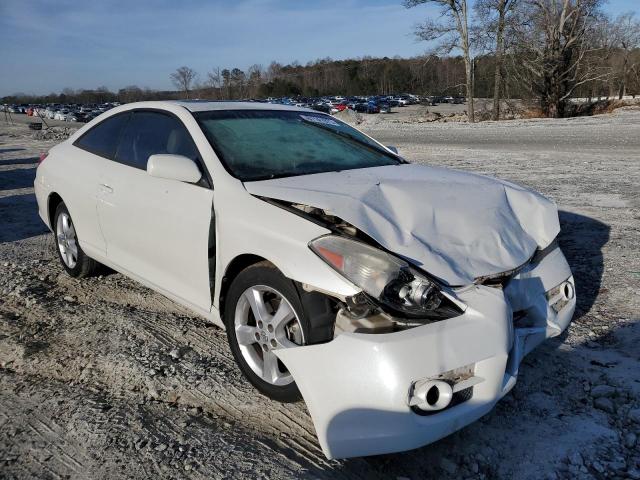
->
[0,109,639,480]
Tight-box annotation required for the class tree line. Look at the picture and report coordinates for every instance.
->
[1,56,499,106]
[169,1,640,120]
[404,0,640,119]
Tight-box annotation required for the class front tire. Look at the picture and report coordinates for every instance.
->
[54,202,98,278]
[224,262,314,403]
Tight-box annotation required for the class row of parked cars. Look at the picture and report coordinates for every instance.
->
[266,93,465,114]
[424,95,466,105]
[266,94,422,115]
[4,103,120,123]
[4,93,465,123]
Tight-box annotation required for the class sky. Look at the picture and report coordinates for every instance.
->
[0,0,638,96]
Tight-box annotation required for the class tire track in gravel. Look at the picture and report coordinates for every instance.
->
[0,392,91,478]
[51,273,338,469]
[98,301,347,474]
[1,258,371,477]
[0,368,314,479]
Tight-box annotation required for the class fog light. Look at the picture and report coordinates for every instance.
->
[546,278,575,313]
[562,280,575,300]
[410,380,453,412]
[408,364,482,414]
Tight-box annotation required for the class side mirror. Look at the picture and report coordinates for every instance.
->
[147,154,202,183]
[386,145,398,155]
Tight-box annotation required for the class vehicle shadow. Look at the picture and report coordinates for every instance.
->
[0,193,48,243]
[0,156,38,166]
[0,164,37,191]
[556,210,609,321]
[0,148,26,154]
[0,160,47,242]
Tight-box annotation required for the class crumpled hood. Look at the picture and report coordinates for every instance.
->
[244,164,560,286]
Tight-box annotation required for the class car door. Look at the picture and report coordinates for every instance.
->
[96,110,215,312]
[70,112,131,256]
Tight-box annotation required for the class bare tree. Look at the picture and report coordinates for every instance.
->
[221,69,231,99]
[611,12,640,99]
[405,0,476,122]
[476,0,519,119]
[207,67,222,99]
[247,64,263,97]
[170,66,197,99]
[512,0,606,117]
[586,15,620,99]
[118,85,144,103]
[265,62,283,83]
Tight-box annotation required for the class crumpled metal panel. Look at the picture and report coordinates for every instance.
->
[274,248,575,459]
[245,164,560,286]
[274,285,513,459]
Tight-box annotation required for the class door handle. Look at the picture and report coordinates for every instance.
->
[99,183,113,194]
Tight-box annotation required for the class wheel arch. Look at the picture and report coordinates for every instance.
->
[218,254,271,315]
[47,192,64,229]
[218,254,336,345]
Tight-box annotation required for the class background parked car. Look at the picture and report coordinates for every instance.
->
[54,110,70,121]
[310,103,332,114]
[376,101,392,113]
[354,102,380,114]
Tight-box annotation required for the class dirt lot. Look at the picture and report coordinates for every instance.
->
[1,109,639,480]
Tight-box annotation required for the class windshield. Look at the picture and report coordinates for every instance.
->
[194,110,400,181]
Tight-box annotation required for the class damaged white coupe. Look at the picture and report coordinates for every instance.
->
[34,101,576,459]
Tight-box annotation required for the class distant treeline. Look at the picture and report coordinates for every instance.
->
[2,55,481,104]
[3,50,638,107]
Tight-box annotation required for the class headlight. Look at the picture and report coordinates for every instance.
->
[309,235,460,318]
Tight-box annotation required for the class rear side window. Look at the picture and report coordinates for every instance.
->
[74,113,130,159]
[115,111,199,170]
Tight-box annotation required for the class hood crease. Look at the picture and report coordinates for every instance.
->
[245,164,560,286]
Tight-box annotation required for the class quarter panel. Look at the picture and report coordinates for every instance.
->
[43,143,107,254]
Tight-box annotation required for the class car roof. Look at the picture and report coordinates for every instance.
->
[168,100,314,113]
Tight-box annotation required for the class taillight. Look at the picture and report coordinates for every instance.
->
[38,152,49,166]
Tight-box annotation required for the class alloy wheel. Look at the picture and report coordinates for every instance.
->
[56,212,78,269]
[234,285,304,386]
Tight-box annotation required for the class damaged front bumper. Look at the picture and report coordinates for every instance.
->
[275,247,576,459]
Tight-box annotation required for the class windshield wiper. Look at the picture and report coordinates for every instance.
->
[299,118,405,163]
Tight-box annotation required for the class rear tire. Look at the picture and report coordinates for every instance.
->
[54,202,98,278]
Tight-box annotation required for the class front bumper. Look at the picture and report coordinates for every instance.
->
[275,247,575,459]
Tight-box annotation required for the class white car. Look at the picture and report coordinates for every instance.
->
[65,112,80,122]
[53,110,70,121]
[34,101,576,459]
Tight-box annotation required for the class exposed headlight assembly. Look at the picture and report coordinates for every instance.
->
[309,235,464,320]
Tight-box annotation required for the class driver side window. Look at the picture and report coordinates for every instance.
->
[115,111,200,171]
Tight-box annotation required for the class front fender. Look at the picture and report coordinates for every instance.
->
[214,187,361,310]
